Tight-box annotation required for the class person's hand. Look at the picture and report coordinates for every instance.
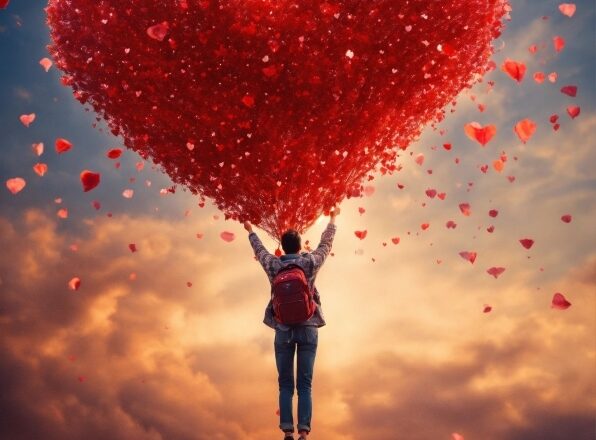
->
[329,206,341,218]
[243,221,253,233]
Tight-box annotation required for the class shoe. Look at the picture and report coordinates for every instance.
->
[283,435,294,440]
[298,430,309,439]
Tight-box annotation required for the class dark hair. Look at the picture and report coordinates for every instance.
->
[281,229,301,254]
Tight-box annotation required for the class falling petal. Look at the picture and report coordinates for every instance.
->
[6,177,26,194]
[551,292,571,309]
[80,170,101,192]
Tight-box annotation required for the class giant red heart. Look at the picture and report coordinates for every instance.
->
[47,0,507,239]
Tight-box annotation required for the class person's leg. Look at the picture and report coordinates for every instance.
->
[275,328,297,434]
[296,326,318,435]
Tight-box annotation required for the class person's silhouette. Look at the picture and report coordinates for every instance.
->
[244,207,339,440]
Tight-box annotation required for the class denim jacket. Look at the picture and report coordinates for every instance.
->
[248,223,337,330]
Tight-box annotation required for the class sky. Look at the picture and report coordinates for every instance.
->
[1,1,595,440]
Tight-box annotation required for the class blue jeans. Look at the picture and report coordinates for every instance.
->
[274,326,318,433]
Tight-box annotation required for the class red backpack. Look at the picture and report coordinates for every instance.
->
[271,264,316,325]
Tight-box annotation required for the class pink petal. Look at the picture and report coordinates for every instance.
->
[487,267,506,279]
[446,220,457,229]
[19,113,36,127]
[122,189,134,199]
[459,251,477,264]
[558,3,576,17]
[39,57,53,72]
[551,292,571,309]
[32,142,44,156]
[220,231,236,242]
[6,177,26,194]
[514,119,537,143]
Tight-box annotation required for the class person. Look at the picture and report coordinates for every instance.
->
[244,207,339,440]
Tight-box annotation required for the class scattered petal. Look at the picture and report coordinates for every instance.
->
[459,203,471,216]
[415,153,425,165]
[354,230,368,240]
[421,223,430,230]
[147,21,169,41]
[128,243,137,252]
[487,266,506,279]
[459,251,477,264]
[33,163,48,176]
[551,292,571,309]
[483,305,492,313]
[533,72,545,84]
[566,105,580,119]
[489,209,499,218]
[425,189,437,198]
[6,177,26,194]
[391,237,400,244]
[68,277,81,291]
[553,36,565,52]
[464,122,496,146]
[57,208,68,219]
[561,214,572,223]
[32,142,44,156]
[39,57,53,72]
[55,138,73,154]
[220,231,235,242]
[560,85,577,97]
[514,119,537,143]
[80,170,101,192]
[19,113,36,127]
[446,220,457,229]
[519,238,535,249]
[122,189,134,199]
[558,3,576,17]
[501,59,526,82]
[106,148,122,159]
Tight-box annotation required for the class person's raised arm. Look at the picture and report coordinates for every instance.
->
[310,207,340,272]
[245,221,276,273]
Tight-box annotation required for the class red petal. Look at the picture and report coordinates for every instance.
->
[483,305,492,313]
[55,138,73,154]
[354,230,368,240]
[425,189,437,198]
[501,59,526,82]
[446,220,457,229]
[561,214,572,223]
[551,292,571,309]
[0,0,10,9]
[464,122,497,146]
[421,223,430,230]
[19,113,36,127]
[553,36,565,52]
[33,163,48,176]
[220,231,236,242]
[533,72,545,83]
[128,243,137,253]
[80,170,101,192]
[560,85,577,97]
[147,21,169,41]
[459,251,477,264]
[519,238,535,249]
[487,267,506,279]
[106,148,123,159]
[391,237,400,244]
[459,203,471,216]
[488,209,499,217]
[514,119,537,143]
[566,105,580,119]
